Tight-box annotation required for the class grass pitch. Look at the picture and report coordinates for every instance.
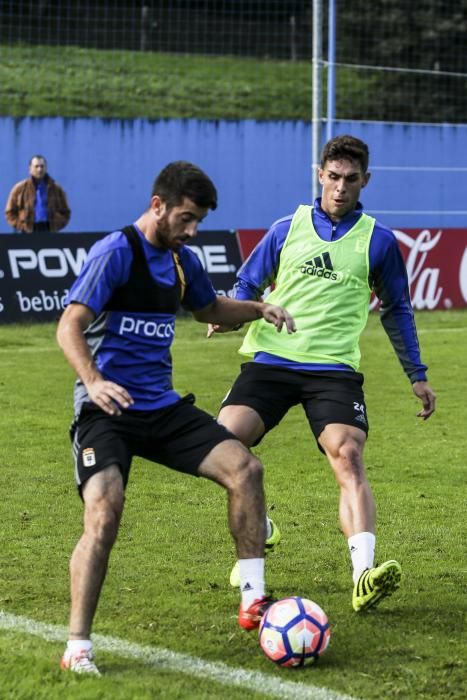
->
[0,44,369,121]
[0,311,465,699]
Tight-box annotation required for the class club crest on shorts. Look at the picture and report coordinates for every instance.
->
[82,447,96,467]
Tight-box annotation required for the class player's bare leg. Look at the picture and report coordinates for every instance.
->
[198,439,266,558]
[62,465,124,675]
[198,439,273,629]
[319,424,401,611]
[319,423,375,537]
[217,405,282,588]
[217,405,265,449]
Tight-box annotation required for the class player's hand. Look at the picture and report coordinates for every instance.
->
[206,322,238,337]
[86,379,134,416]
[412,380,436,420]
[262,303,296,334]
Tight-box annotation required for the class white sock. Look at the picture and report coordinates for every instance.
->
[239,558,265,607]
[266,517,273,540]
[348,531,376,584]
[66,639,92,655]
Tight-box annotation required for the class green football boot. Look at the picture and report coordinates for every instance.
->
[229,518,281,587]
[352,560,402,612]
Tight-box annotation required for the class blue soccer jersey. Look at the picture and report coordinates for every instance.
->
[232,199,427,382]
[66,225,217,412]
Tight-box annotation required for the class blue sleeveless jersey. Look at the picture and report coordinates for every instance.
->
[65,225,216,413]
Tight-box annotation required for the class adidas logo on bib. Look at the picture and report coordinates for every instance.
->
[300,252,342,282]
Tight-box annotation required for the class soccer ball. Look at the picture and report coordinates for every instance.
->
[259,596,330,667]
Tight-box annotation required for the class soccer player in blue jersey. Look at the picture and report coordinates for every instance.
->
[209,135,436,614]
[56,161,296,675]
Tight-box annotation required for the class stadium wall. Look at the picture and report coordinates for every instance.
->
[1,117,467,233]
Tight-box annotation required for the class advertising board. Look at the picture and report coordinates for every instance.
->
[0,228,465,323]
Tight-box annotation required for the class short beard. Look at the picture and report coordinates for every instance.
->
[154,214,172,249]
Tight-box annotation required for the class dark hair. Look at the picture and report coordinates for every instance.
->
[29,154,47,166]
[320,135,369,173]
[151,161,217,210]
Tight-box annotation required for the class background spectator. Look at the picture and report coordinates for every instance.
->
[5,155,71,233]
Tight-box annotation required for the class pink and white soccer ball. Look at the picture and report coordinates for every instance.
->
[259,596,331,667]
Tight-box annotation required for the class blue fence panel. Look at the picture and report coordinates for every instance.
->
[1,117,466,233]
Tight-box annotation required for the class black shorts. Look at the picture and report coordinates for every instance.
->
[70,394,236,493]
[221,363,369,449]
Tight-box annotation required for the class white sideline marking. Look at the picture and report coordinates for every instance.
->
[0,611,358,700]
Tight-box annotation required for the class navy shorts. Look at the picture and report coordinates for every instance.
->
[221,363,369,449]
[70,394,236,493]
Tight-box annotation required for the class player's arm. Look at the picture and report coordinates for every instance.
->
[56,234,135,415]
[207,218,289,335]
[370,228,436,420]
[56,303,134,416]
[193,294,296,334]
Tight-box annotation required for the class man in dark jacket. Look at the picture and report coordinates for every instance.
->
[5,155,71,233]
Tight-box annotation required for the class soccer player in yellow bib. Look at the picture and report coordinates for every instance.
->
[209,135,436,614]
